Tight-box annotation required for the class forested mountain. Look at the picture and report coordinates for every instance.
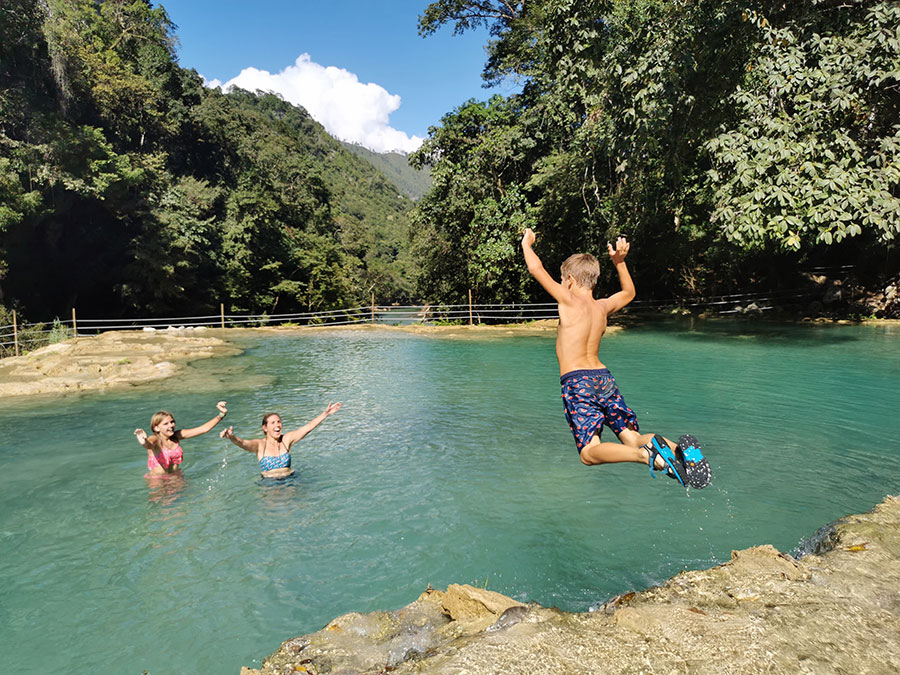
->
[412,0,900,306]
[342,142,432,201]
[0,0,415,321]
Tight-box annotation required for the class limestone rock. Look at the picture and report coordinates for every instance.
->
[439,583,526,634]
[245,494,900,674]
[0,330,239,397]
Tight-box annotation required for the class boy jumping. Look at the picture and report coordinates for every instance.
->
[521,227,710,489]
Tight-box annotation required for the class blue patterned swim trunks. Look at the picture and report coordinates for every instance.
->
[560,368,639,452]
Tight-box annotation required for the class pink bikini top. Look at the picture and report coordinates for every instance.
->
[147,443,184,471]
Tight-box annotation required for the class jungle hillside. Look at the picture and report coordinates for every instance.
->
[1,0,418,322]
[341,143,433,202]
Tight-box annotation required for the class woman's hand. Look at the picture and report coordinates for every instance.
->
[216,401,228,416]
[324,402,342,416]
[134,429,148,445]
[219,425,234,440]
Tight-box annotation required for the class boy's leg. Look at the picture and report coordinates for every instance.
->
[619,428,680,471]
[617,428,677,452]
[591,388,676,468]
[579,429,677,469]
[579,433,652,466]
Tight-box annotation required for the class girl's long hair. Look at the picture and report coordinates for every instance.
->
[150,411,174,432]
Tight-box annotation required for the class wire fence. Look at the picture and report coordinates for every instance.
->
[0,285,831,358]
[0,301,561,357]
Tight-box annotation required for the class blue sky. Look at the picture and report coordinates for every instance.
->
[158,1,514,152]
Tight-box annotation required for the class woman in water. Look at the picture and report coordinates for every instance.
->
[219,402,342,478]
[134,401,228,475]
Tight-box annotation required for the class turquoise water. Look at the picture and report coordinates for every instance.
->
[1,320,899,673]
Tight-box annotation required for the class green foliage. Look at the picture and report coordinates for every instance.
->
[47,317,71,343]
[410,95,543,302]
[3,0,897,318]
[419,1,521,38]
[0,0,418,318]
[0,305,71,357]
[413,0,900,301]
[707,3,900,250]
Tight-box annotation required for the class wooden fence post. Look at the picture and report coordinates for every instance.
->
[371,292,375,323]
[468,289,474,326]
[12,309,19,357]
[72,307,77,337]
[220,303,225,328]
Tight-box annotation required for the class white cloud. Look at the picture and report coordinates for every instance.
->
[207,54,423,154]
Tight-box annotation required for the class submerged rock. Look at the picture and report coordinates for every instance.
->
[244,495,900,674]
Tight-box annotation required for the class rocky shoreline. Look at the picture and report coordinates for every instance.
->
[242,494,900,674]
[0,329,241,397]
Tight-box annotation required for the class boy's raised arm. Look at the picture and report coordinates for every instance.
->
[521,228,569,303]
[601,237,636,314]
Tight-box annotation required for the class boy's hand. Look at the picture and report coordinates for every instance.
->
[607,236,630,265]
[521,228,536,248]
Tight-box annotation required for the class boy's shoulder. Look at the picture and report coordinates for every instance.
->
[558,292,609,318]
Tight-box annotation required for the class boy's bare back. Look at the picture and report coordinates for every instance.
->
[521,228,635,375]
[556,293,609,375]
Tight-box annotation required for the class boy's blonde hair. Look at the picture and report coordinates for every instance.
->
[560,253,600,289]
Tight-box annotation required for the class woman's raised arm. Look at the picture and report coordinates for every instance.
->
[134,429,156,450]
[178,401,228,440]
[283,402,342,447]
[219,426,260,453]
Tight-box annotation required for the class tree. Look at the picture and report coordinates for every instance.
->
[411,96,542,302]
[413,0,900,302]
[1,2,419,317]
[707,3,900,250]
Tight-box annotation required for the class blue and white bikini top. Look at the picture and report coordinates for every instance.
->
[259,437,291,472]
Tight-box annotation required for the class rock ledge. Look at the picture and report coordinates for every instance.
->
[243,495,900,674]
[0,330,238,397]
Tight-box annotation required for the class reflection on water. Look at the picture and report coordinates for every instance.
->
[0,321,898,673]
[256,476,304,515]
[144,470,187,506]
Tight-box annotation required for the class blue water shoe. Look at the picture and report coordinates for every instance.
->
[676,434,711,489]
[646,435,687,487]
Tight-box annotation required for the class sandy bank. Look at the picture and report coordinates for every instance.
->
[247,318,566,338]
[243,494,900,674]
[0,329,240,397]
